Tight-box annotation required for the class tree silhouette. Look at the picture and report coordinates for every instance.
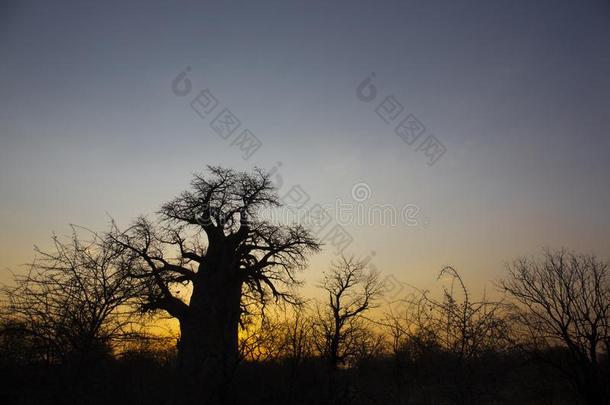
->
[502,249,610,405]
[1,227,142,366]
[314,256,383,370]
[385,267,510,404]
[106,166,320,396]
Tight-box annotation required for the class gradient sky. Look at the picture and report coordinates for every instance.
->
[1,0,609,298]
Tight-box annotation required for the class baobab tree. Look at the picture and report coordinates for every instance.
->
[106,166,320,392]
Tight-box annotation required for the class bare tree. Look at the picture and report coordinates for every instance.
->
[105,166,320,393]
[501,249,610,405]
[384,267,509,405]
[1,227,142,365]
[314,256,383,370]
[430,267,510,358]
[239,304,316,366]
[238,310,286,363]
[279,306,315,369]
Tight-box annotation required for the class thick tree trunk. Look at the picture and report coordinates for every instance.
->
[176,265,242,402]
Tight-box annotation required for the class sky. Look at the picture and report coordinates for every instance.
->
[1,0,609,300]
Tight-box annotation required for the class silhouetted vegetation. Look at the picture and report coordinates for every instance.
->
[1,227,144,367]
[502,250,610,405]
[1,169,608,404]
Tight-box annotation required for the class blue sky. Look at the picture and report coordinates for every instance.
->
[1,0,609,294]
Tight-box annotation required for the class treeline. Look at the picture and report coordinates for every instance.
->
[1,247,608,404]
[0,167,608,404]
[232,251,610,405]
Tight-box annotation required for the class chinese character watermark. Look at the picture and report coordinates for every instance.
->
[356,73,447,166]
[171,66,263,161]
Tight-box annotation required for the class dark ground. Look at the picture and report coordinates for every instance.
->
[0,349,580,405]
